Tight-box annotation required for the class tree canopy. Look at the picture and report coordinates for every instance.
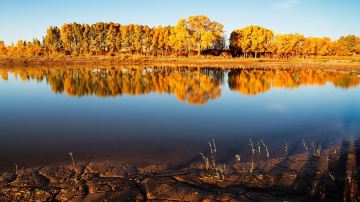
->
[230,26,274,58]
[230,26,360,58]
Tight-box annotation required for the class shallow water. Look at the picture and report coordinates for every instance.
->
[0,66,359,171]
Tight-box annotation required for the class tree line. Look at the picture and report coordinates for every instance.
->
[0,15,359,58]
[230,26,360,58]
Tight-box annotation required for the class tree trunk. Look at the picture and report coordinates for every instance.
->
[197,43,201,56]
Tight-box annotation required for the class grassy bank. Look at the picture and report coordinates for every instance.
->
[1,55,360,70]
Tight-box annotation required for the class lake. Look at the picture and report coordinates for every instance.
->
[0,66,359,171]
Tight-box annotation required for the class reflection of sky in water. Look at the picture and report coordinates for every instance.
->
[0,67,359,171]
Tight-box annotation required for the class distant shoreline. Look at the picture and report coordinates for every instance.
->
[1,56,360,70]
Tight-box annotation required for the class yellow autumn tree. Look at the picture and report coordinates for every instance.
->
[0,41,7,55]
[25,39,43,56]
[230,26,274,58]
[44,26,62,56]
[106,23,120,54]
[169,19,190,56]
[1,16,360,58]
[275,34,304,58]
[183,15,224,56]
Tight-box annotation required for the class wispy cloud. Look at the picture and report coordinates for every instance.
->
[272,0,299,10]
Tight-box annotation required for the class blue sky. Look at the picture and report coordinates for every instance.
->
[0,0,359,45]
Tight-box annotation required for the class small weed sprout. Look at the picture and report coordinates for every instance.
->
[249,139,255,173]
[235,154,241,162]
[249,139,255,156]
[284,142,289,156]
[310,141,316,154]
[302,139,308,153]
[234,154,241,171]
[200,152,209,170]
[315,143,321,157]
[260,139,270,159]
[250,161,254,174]
[15,163,18,175]
[199,139,225,181]
[69,152,77,173]
[209,139,217,168]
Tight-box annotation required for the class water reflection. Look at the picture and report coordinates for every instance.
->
[228,68,360,95]
[0,67,225,105]
[3,67,360,101]
[0,66,359,171]
[0,67,359,104]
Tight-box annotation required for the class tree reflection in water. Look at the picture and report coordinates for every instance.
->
[228,68,360,95]
[0,67,359,104]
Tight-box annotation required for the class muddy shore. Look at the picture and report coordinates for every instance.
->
[1,141,357,201]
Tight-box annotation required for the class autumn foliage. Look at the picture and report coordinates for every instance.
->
[230,26,360,58]
[0,15,359,58]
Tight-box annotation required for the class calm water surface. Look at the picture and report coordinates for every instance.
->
[0,66,359,171]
